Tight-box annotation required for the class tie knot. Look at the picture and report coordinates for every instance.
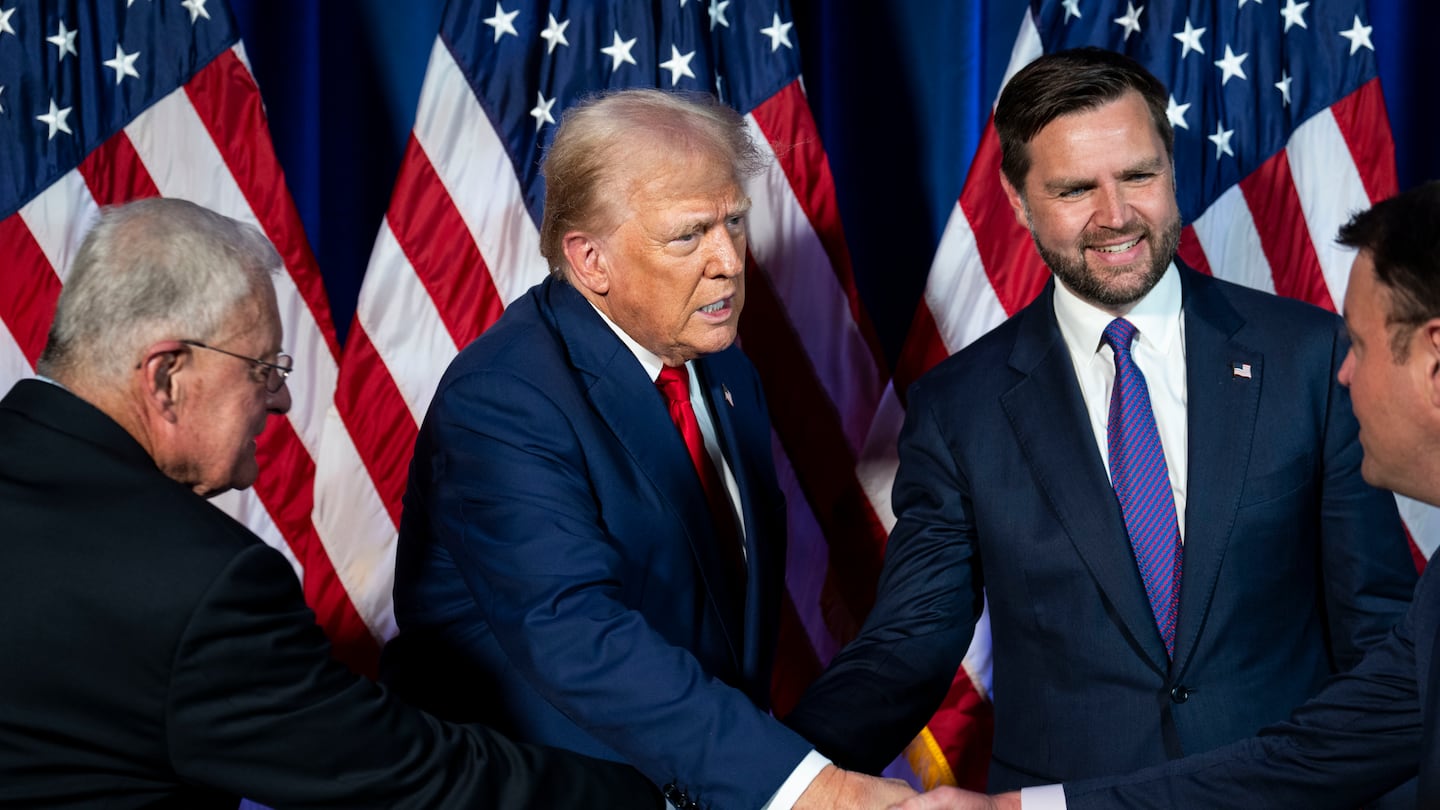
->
[656,364,690,404]
[1103,318,1140,355]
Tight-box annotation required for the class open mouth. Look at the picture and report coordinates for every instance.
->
[1092,236,1142,254]
[699,298,729,315]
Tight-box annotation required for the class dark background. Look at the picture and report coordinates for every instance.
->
[229,0,1439,365]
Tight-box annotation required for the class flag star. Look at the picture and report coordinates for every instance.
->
[715,74,724,102]
[180,0,209,23]
[539,13,568,53]
[46,20,77,61]
[103,43,141,85]
[600,31,638,72]
[529,91,556,131]
[484,2,519,43]
[1339,14,1373,55]
[1208,120,1235,159]
[708,0,730,31]
[1237,0,1260,7]
[1062,0,1082,22]
[1165,94,1191,130]
[659,44,697,86]
[1281,0,1309,32]
[760,12,793,51]
[1214,44,1249,85]
[1173,17,1205,58]
[0,86,5,115]
[1275,71,1293,106]
[1113,2,1143,41]
[36,98,72,139]
[0,6,15,37]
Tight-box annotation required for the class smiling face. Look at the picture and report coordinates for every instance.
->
[579,148,749,365]
[1001,90,1181,315]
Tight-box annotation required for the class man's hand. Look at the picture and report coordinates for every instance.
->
[794,764,917,809]
[885,786,1022,810]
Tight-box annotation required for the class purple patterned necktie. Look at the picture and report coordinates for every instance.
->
[1103,318,1183,658]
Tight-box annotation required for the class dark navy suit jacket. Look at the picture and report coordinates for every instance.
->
[1067,556,1440,808]
[385,276,812,809]
[784,265,1416,790]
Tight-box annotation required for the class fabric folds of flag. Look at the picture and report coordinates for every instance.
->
[312,0,897,738]
[864,0,1437,790]
[0,0,378,673]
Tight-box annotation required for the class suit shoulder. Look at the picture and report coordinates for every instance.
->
[907,308,1027,401]
[1200,272,1343,332]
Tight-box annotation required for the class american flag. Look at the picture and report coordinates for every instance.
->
[865,0,1440,789]
[0,0,381,673]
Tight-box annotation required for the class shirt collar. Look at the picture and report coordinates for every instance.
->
[588,301,671,382]
[1053,261,1182,356]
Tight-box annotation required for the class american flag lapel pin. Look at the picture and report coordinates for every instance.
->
[722,384,733,407]
[1232,362,1253,379]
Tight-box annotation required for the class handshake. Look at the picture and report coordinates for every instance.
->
[794,766,1016,810]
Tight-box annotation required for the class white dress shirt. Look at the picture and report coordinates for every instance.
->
[591,304,830,809]
[1052,263,1189,541]
[1022,264,1188,810]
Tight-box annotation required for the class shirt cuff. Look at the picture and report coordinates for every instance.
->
[760,749,832,810]
[1020,783,1067,810]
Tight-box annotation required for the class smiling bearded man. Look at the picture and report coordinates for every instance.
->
[382,89,914,810]
[781,47,1417,797]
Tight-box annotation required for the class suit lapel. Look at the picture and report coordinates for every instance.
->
[1000,286,1171,674]
[1171,267,1261,673]
[543,279,745,663]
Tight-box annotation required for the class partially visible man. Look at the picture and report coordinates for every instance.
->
[784,47,1416,790]
[383,89,912,810]
[0,197,658,808]
[888,181,1440,810]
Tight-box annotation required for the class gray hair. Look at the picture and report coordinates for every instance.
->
[37,197,280,383]
[538,88,765,277]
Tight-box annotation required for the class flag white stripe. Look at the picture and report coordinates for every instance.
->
[357,222,460,426]
[1288,108,1369,307]
[412,38,548,306]
[773,432,843,665]
[0,321,32,383]
[312,407,400,641]
[925,202,1009,353]
[1191,185,1277,294]
[16,170,98,284]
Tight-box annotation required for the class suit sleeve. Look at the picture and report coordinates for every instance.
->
[1066,563,1432,810]
[424,370,812,810]
[1316,319,1416,668]
[166,544,660,809]
[784,376,983,773]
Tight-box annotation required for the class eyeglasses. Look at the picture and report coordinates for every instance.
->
[180,340,293,393]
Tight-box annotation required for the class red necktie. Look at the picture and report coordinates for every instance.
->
[655,365,746,598]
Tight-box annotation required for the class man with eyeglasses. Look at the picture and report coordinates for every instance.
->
[0,198,658,808]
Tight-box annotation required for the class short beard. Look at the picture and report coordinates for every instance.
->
[1033,214,1181,310]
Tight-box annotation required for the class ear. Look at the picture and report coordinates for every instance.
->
[135,341,188,424]
[999,170,1028,227]
[562,231,609,295]
[1420,319,1440,409]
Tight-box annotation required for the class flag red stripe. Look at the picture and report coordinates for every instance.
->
[183,48,340,359]
[1239,151,1336,312]
[253,411,381,675]
[387,138,505,348]
[960,125,1050,317]
[0,218,60,367]
[77,131,162,206]
[748,82,888,377]
[923,669,995,791]
[333,322,420,527]
[1176,225,1212,276]
[892,300,951,405]
[1331,79,1399,203]
[741,259,886,638]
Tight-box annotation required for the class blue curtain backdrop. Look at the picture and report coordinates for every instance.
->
[231,0,1439,362]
